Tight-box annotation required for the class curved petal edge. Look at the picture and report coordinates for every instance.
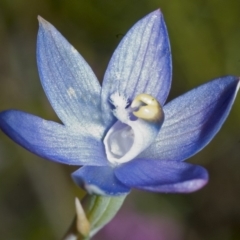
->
[139,76,240,161]
[72,166,131,196]
[101,9,172,127]
[115,159,208,193]
[0,110,108,166]
[37,17,104,139]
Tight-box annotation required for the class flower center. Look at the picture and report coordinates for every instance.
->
[107,124,134,158]
[103,93,164,165]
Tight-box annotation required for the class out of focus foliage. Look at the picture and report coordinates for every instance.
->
[0,0,240,239]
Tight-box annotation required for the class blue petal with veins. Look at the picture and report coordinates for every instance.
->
[0,10,239,196]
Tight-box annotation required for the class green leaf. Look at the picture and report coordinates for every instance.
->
[82,194,127,237]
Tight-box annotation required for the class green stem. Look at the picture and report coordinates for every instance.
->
[62,194,127,240]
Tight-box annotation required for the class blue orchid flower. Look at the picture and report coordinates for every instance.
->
[0,10,239,196]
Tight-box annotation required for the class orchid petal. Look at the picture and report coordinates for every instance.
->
[37,17,104,138]
[72,166,130,196]
[139,76,240,161]
[115,159,208,193]
[0,110,107,166]
[101,10,172,126]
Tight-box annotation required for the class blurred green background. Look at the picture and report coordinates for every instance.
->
[0,0,240,239]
